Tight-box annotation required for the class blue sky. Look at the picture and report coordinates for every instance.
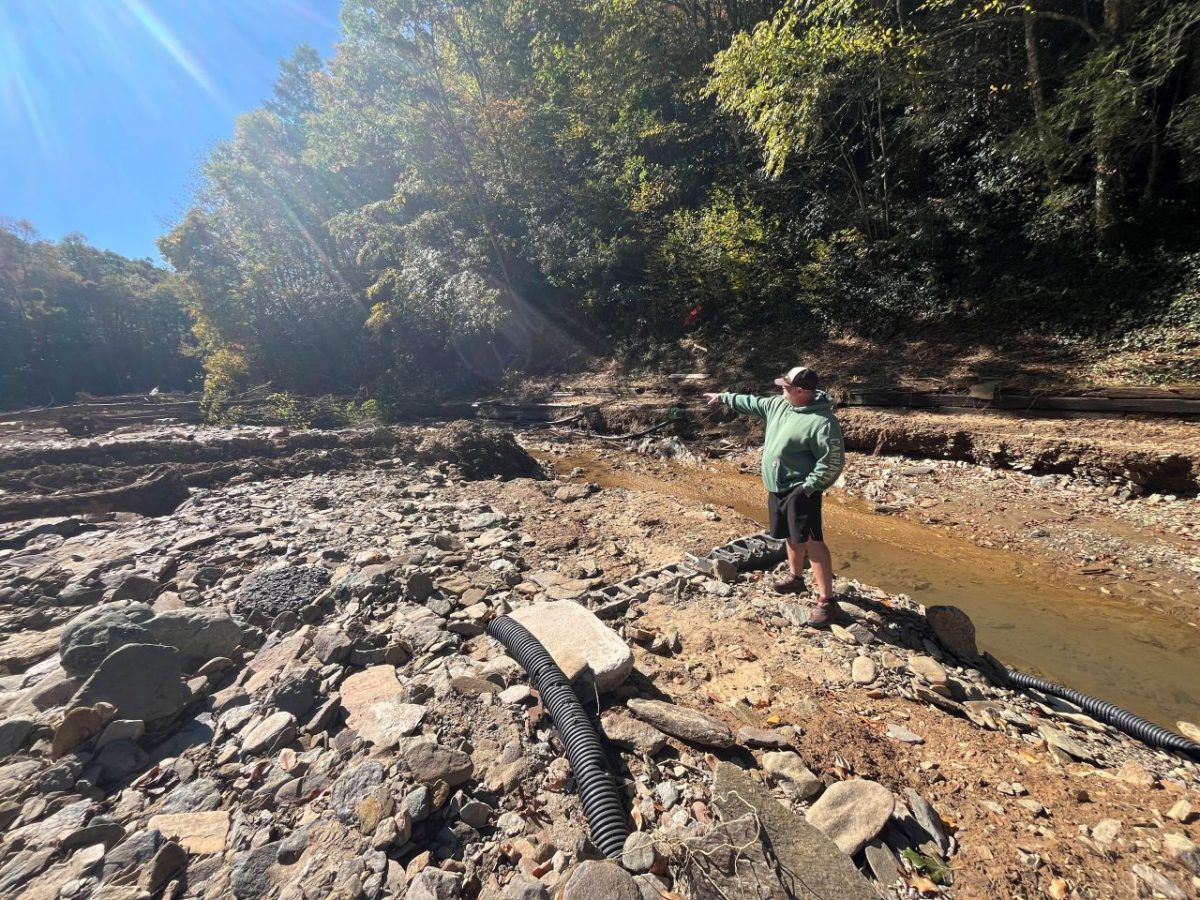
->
[0,0,342,262]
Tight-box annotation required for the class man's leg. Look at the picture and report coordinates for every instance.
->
[805,538,834,602]
[785,537,805,576]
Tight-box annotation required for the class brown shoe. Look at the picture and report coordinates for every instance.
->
[772,573,807,595]
[806,601,839,628]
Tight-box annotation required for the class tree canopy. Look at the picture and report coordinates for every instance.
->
[11,0,1200,412]
[0,220,198,410]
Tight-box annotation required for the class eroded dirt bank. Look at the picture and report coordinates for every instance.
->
[0,422,1197,899]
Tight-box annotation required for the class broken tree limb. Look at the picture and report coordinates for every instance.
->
[0,466,190,524]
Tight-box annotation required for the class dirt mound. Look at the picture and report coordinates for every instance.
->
[417,422,545,481]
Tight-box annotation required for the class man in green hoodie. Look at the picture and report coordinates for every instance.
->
[704,366,846,627]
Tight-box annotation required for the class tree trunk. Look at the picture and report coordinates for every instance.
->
[1094,0,1125,247]
[1023,8,1046,125]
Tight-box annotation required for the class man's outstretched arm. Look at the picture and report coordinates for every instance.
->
[704,392,773,420]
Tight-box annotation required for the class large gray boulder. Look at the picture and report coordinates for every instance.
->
[70,644,188,723]
[58,603,155,677]
[143,608,247,671]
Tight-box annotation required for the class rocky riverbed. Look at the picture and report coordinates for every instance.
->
[0,421,1198,900]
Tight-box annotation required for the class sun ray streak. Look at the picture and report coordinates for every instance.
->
[123,0,230,111]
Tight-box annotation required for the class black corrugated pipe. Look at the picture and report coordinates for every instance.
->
[486,615,631,858]
[1005,668,1200,763]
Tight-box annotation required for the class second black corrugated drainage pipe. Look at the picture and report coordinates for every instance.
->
[486,615,631,858]
[1005,668,1200,763]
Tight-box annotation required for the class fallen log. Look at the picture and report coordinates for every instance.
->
[0,466,190,524]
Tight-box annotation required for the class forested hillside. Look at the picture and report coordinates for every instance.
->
[159,0,1200,409]
[0,221,198,410]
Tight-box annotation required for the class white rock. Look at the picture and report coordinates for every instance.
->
[509,601,633,692]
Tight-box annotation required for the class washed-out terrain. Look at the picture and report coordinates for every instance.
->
[0,407,1197,900]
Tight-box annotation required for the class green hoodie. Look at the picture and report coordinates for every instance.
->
[719,389,845,494]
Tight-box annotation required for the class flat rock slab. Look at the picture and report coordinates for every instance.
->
[1039,725,1096,763]
[527,572,599,602]
[509,601,633,692]
[904,789,950,854]
[804,779,895,856]
[601,710,668,755]
[679,814,788,900]
[712,763,875,900]
[241,712,297,755]
[340,666,426,748]
[0,628,63,677]
[71,643,187,723]
[626,698,733,748]
[147,811,229,855]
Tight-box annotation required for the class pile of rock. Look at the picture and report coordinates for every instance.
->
[1,433,1197,900]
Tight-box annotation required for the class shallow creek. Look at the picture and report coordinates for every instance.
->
[538,448,1200,730]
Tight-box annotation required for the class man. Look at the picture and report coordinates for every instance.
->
[704,366,846,626]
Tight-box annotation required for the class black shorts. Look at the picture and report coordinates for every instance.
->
[768,487,824,543]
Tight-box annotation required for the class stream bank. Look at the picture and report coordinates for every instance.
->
[533,444,1200,732]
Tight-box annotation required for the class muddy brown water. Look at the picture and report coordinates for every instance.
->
[541,449,1200,731]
